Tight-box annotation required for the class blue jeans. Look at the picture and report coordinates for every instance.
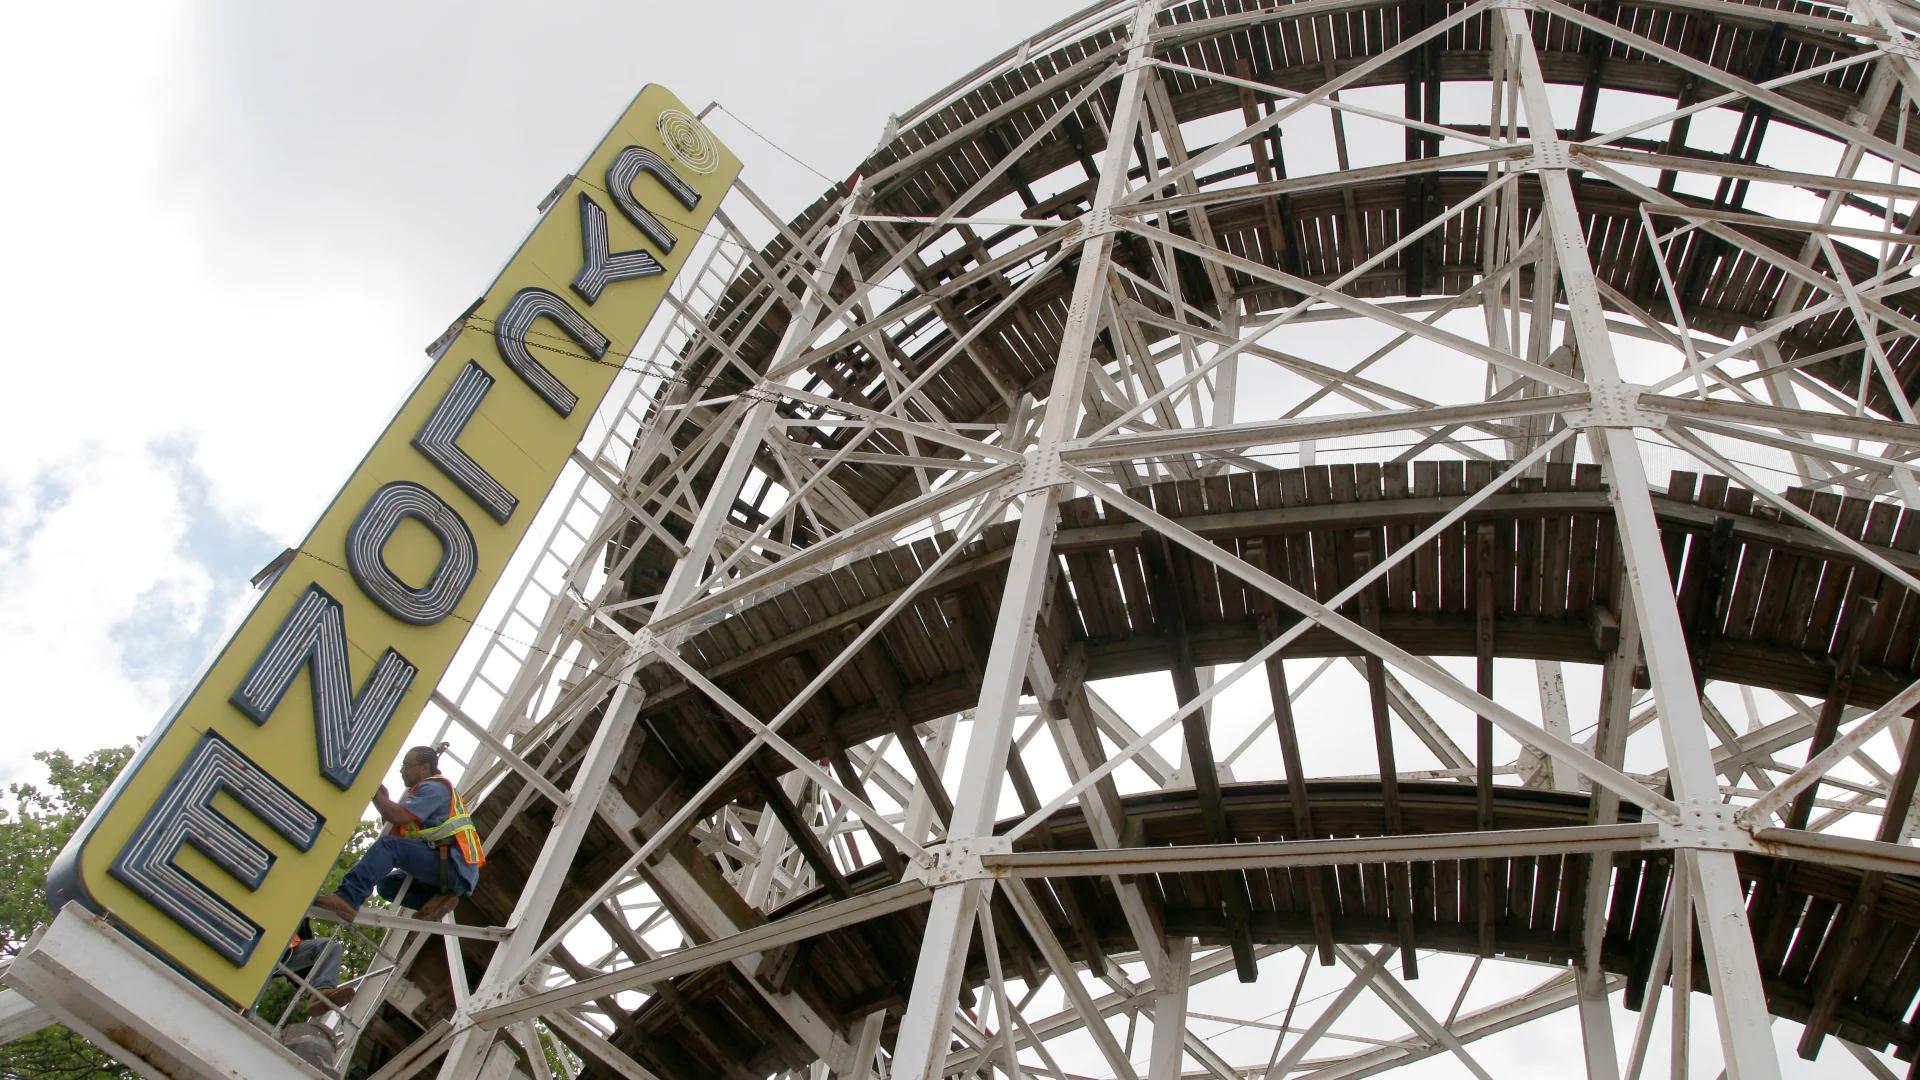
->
[284,937,344,990]
[334,835,462,910]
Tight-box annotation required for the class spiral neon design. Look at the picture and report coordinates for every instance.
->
[657,108,718,175]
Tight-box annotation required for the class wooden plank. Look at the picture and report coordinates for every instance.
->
[1436,857,1460,929]
[1623,853,1672,1011]
[1799,493,1864,654]
[1218,473,1258,625]
[1412,461,1442,611]
[1859,922,1920,1020]
[1531,852,1564,935]
[1541,462,1573,619]
[1722,534,1770,643]
[1871,925,1920,1026]
[1761,489,1821,647]
[1874,504,1920,673]
[1383,462,1416,612]
[1507,854,1536,934]
[1309,465,1345,605]
[1278,469,1320,617]
[1605,855,1643,956]
[1779,896,1840,991]
[889,548,950,678]
[1058,497,1117,640]
[1512,474,1541,620]
[1660,472,1698,588]
[1681,518,1738,691]
[1439,461,1467,613]
[1567,464,1604,614]
[1334,860,1365,925]
[1744,532,1802,644]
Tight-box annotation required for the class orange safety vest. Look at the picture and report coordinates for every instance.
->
[395,776,486,869]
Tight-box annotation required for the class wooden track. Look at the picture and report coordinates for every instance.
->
[606,0,1920,643]
[601,783,1920,1077]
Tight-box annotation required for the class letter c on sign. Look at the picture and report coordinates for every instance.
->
[345,482,478,625]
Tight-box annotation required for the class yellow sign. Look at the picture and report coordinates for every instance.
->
[48,85,739,1005]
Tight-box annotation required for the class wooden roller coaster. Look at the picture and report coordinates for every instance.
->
[328,1,1920,1077]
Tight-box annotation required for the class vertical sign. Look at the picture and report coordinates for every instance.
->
[48,85,740,1005]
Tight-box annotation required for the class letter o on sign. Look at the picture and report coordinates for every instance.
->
[345,482,478,625]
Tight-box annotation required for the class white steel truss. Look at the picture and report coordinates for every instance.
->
[93,2,1920,1078]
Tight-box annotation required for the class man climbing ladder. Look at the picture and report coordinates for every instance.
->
[314,744,485,923]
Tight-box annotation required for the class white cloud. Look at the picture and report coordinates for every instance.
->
[0,440,267,779]
[0,0,1092,778]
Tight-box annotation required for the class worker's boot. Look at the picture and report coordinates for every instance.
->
[307,986,355,1018]
[311,894,358,923]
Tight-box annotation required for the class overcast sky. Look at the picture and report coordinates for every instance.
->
[0,1,1098,783]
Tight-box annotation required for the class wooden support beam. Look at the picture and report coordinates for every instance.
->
[555,940,767,1080]
[740,756,914,1002]
[1257,531,1335,965]
[1148,535,1259,982]
[784,656,909,881]
[1788,595,1879,831]
[804,710,908,880]
[550,945,633,1028]
[856,646,958,829]
[583,895,802,1068]
[1756,591,1878,971]
[1474,522,1498,960]
[1356,534,1418,979]
[1005,737,1110,979]
[1399,0,1442,296]
[1570,0,1613,144]
[745,758,851,901]
[1232,59,1297,282]
[1797,703,1920,1057]
[1040,642,1175,977]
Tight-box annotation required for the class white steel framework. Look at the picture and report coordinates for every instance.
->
[46,1,1920,1077]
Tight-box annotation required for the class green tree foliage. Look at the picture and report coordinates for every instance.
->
[0,746,135,1080]
[0,748,383,1078]
[0,746,446,1079]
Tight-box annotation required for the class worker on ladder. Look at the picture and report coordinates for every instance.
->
[314,744,485,923]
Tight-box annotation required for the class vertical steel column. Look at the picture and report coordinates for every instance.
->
[1148,936,1192,1080]
[1575,967,1623,1080]
[886,6,1159,1076]
[660,186,869,614]
[433,190,870,1078]
[1501,8,1781,1077]
[434,664,643,1076]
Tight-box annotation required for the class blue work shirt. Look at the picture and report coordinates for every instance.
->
[395,778,480,893]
